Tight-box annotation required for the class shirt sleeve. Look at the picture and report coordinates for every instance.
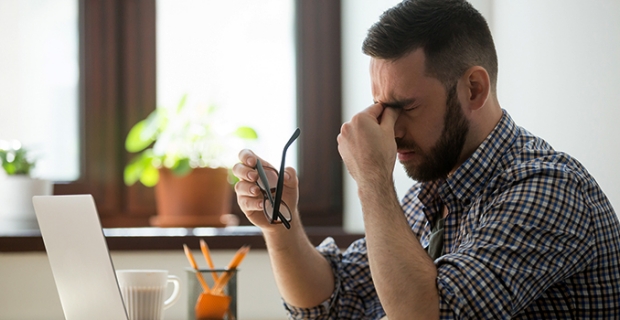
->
[435,167,595,319]
[284,237,386,320]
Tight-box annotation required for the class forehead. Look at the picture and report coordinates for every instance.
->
[370,49,442,102]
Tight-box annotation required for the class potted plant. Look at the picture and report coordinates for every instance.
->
[0,140,53,230]
[124,95,257,227]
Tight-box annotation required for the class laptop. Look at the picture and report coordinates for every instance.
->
[32,195,129,320]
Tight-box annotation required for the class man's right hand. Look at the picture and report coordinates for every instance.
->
[232,149,300,231]
[233,149,336,309]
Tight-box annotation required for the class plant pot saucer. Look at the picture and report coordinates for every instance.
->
[149,213,239,228]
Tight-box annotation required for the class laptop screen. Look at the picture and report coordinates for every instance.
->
[33,195,128,320]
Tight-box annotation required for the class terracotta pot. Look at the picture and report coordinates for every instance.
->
[150,167,238,228]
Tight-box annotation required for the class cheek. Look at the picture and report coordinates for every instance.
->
[396,113,444,149]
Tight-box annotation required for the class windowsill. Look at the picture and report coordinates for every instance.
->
[0,226,364,252]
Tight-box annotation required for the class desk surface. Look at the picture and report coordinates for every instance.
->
[0,226,363,252]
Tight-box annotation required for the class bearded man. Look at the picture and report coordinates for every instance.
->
[233,0,620,318]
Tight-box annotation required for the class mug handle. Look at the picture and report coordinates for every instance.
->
[163,275,181,310]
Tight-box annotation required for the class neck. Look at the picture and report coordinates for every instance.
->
[457,97,503,167]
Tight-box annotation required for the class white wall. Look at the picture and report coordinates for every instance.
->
[342,0,620,233]
[0,250,288,320]
[493,0,620,212]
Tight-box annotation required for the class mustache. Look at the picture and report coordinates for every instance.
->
[395,138,419,151]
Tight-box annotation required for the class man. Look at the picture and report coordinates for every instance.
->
[233,0,620,318]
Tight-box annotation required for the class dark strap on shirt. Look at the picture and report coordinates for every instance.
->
[425,207,445,260]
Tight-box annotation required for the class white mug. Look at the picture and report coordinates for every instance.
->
[116,269,181,320]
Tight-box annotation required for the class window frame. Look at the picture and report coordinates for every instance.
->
[54,0,343,228]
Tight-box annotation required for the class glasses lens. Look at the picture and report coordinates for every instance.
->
[263,199,292,222]
[255,166,292,224]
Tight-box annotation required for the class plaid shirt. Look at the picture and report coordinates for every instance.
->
[285,111,620,319]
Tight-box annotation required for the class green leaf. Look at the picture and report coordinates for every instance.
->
[125,120,154,153]
[141,110,162,141]
[124,149,159,186]
[176,94,188,114]
[234,126,258,140]
[4,162,16,175]
[140,164,159,187]
[171,158,192,176]
[0,146,34,175]
[123,159,142,186]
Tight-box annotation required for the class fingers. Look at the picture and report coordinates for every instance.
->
[231,170,262,220]
[283,167,298,189]
[233,149,266,215]
[233,176,260,197]
[237,149,258,168]
[235,192,263,212]
[233,148,298,213]
[340,103,382,137]
[364,103,385,119]
[237,149,275,168]
[379,106,401,128]
[234,151,300,229]
[234,149,271,183]
[232,162,258,185]
[234,149,257,183]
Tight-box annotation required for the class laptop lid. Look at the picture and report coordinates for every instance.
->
[32,195,128,320]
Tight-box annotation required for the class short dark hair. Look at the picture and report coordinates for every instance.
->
[362,0,498,91]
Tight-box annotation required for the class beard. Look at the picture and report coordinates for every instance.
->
[396,84,469,182]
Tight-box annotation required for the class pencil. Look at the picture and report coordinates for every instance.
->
[212,245,250,294]
[200,239,219,283]
[183,244,210,293]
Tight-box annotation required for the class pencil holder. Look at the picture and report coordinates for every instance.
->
[186,268,238,320]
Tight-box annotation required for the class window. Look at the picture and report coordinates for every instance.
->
[0,0,79,181]
[53,0,343,227]
[156,0,297,165]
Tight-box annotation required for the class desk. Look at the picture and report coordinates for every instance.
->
[0,227,363,319]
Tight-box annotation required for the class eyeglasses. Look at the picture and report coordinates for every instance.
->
[255,128,300,229]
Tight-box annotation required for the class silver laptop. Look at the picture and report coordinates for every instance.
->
[32,195,129,320]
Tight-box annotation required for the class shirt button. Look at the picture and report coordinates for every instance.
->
[463,198,472,206]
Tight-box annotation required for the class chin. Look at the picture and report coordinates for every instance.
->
[401,162,450,183]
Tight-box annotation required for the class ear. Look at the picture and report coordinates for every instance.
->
[459,66,490,112]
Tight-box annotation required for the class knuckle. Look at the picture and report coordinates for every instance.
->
[242,198,251,209]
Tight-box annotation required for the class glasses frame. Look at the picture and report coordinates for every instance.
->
[254,128,300,229]
[255,166,293,226]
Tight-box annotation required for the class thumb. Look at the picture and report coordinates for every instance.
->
[283,167,298,188]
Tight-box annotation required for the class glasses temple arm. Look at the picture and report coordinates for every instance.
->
[272,128,300,227]
[255,159,274,205]
[257,158,290,229]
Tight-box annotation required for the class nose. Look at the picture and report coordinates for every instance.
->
[393,114,406,139]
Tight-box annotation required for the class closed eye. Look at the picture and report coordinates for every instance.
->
[386,103,418,112]
[376,98,418,112]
